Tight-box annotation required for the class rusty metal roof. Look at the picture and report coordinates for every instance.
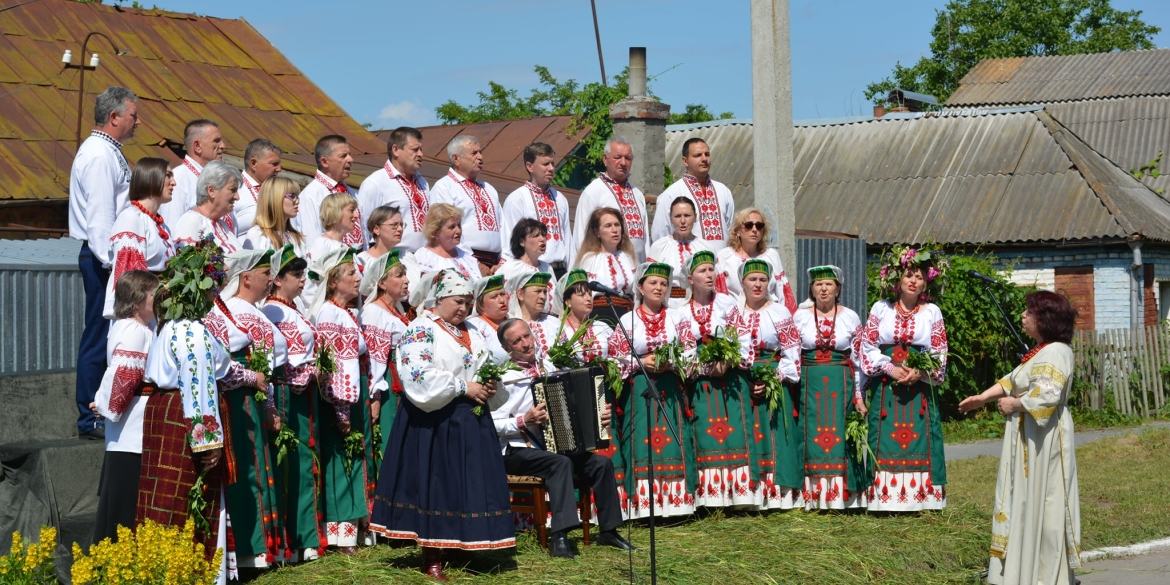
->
[374,116,590,181]
[0,0,386,202]
[666,109,1170,245]
[945,49,1170,107]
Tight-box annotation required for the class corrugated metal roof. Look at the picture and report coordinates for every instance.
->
[664,119,756,211]
[0,236,81,268]
[665,108,1170,245]
[946,49,1170,107]
[1046,97,1170,195]
[0,0,387,202]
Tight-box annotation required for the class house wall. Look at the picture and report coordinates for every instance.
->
[992,244,1170,331]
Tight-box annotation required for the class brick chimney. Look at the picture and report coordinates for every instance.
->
[609,47,670,205]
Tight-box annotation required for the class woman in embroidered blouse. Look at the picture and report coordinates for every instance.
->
[575,207,638,327]
[302,192,359,308]
[358,249,411,480]
[244,176,305,256]
[466,274,511,364]
[724,258,803,510]
[307,247,370,554]
[103,158,176,319]
[960,291,1080,585]
[173,161,241,253]
[260,244,324,562]
[856,246,949,512]
[551,269,613,365]
[674,251,751,509]
[714,208,797,314]
[792,266,866,511]
[92,270,158,543]
[413,202,483,281]
[647,196,709,309]
[607,261,698,520]
[498,218,554,291]
[370,269,514,581]
[356,205,404,271]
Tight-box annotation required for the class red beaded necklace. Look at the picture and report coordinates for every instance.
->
[265,295,297,311]
[376,298,410,326]
[131,200,169,241]
[328,298,359,326]
[689,299,713,340]
[638,305,666,344]
[1020,342,1049,364]
[813,305,838,350]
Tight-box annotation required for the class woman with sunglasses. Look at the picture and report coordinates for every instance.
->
[715,208,797,314]
[245,176,306,256]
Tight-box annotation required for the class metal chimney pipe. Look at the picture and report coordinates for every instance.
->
[629,47,647,97]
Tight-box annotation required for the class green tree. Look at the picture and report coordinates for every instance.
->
[669,104,735,125]
[865,0,1160,106]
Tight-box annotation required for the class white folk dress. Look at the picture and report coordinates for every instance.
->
[650,176,736,254]
[360,300,410,398]
[647,236,710,308]
[724,302,803,510]
[526,313,562,359]
[103,204,175,318]
[500,182,575,265]
[174,209,240,253]
[297,172,364,251]
[715,247,797,314]
[300,237,347,309]
[261,299,317,390]
[243,226,305,258]
[987,343,1081,585]
[226,297,289,408]
[430,169,504,255]
[356,162,430,253]
[466,315,509,364]
[413,246,483,282]
[555,318,613,364]
[573,174,649,262]
[93,319,154,453]
[575,251,636,297]
[792,306,866,510]
[856,300,949,512]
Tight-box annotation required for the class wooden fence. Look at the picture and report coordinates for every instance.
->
[1073,325,1169,417]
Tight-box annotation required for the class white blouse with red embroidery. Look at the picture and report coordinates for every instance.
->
[576,251,636,297]
[93,319,154,453]
[724,303,802,382]
[608,306,694,379]
[261,298,318,389]
[526,313,562,359]
[226,296,289,409]
[715,247,797,314]
[854,300,948,385]
[360,301,410,398]
[793,305,863,392]
[313,301,368,422]
[647,235,711,309]
[103,204,175,318]
[173,209,240,253]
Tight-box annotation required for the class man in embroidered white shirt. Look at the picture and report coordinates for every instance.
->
[297,135,363,250]
[235,138,283,235]
[431,135,503,276]
[68,86,140,440]
[501,142,574,278]
[159,119,224,229]
[493,319,633,559]
[650,138,735,253]
[357,127,430,253]
[572,136,649,263]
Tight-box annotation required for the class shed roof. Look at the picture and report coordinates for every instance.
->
[665,109,1170,245]
[0,0,386,202]
[945,49,1170,107]
[0,236,80,269]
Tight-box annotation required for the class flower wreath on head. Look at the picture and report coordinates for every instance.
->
[875,243,949,302]
[156,235,227,322]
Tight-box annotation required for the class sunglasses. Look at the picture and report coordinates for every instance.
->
[742,221,765,231]
[283,193,300,201]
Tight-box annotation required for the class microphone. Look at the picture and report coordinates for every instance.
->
[968,269,1000,285]
[587,281,630,299]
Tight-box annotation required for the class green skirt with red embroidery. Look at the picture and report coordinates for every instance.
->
[271,377,323,553]
[318,360,372,533]
[690,373,760,506]
[799,349,868,495]
[745,357,803,503]
[222,352,285,564]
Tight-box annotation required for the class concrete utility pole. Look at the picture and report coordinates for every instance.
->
[610,47,669,207]
[750,0,796,277]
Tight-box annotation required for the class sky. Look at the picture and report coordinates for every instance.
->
[152,0,1170,127]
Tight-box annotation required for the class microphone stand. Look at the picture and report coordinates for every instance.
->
[976,281,1029,360]
[604,291,680,585]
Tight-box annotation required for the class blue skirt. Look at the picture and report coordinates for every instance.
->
[368,396,515,550]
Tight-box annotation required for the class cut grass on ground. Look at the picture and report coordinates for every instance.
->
[253,428,1170,585]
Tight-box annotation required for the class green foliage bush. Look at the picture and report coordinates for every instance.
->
[867,246,1030,419]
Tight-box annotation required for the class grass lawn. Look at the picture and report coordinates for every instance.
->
[252,428,1170,585]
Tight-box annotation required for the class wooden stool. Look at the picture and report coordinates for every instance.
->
[507,474,593,548]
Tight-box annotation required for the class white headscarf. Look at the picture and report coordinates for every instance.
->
[504,271,551,319]
[633,262,673,307]
[222,248,273,301]
[307,247,356,321]
[801,264,843,309]
[421,268,474,308]
[471,274,506,317]
[359,250,406,306]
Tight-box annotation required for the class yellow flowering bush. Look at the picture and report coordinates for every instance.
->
[71,519,221,585]
[0,526,57,585]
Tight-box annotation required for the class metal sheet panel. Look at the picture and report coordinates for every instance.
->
[796,237,869,321]
[0,238,83,375]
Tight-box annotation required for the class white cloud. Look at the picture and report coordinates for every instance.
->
[376,100,431,125]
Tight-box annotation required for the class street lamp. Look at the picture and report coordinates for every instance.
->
[63,31,129,151]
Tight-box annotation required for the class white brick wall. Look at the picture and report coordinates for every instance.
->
[1094,263,1132,330]
[1008,268,1055,291]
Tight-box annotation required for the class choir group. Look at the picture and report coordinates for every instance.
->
[70,86,956,582]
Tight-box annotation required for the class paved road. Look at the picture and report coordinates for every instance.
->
[946,421,1170,584]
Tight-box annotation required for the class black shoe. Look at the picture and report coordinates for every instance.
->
[81,427,105,440]
[548,532,574,559]
[597,530,636,550]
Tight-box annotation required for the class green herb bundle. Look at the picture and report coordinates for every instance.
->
[548,313,591,370]
[371,423,383,465]
[342,430,364,475]
[750,363,788,432]
[247,343,273,403]
[589,357,624,400]
[472,361,520,416]
[653,339,693,378]
[315,345,336,384]
[187,469,211,534]
[902,350,944,375]
[845,411,878,469]
[697,326,741,366]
